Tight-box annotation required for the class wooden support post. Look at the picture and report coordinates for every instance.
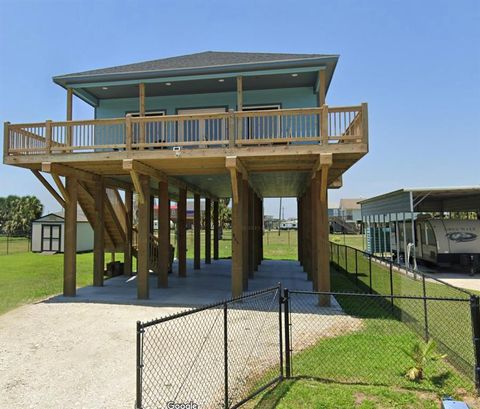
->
[321,105,329,145]
[193,193,201,270]
[304,186,312,279]
[311,178,318,290]
[45,120,52,154]
[242,180,249,288]
[139,83,146,149]
[205,198,211,264]
[253,194,259,271]
[124,189,133,276]
[93,179,105,286]
[213,200,219,260]
[318,69,326,107]
[317,165,331,306]
[236,76,243,142]
[137,175,150,299]
[248,188,255,277]
[259,197,264,263]
[158,179,169,288]
[298,197,303,266]
[231,170,244,297]
[63,176,77,297]
[178,188,187,277]
[66,88,73,151]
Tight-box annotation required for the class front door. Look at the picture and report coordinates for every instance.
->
[41,224,61,252]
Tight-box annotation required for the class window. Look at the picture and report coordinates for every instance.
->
[127,111,167,145]
[241,105,281,140]
[176,107,227,143]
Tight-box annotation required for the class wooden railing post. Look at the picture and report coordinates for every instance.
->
[321,105,329,145]
[45,120,52,154]
[361,102,369,147]
[3,122,10,158]
[126,114,132,151]
[228,109,235,148]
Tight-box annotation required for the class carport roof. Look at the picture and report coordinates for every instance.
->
[359,186,480,216]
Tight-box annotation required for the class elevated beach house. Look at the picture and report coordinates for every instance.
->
[3,51,368,301]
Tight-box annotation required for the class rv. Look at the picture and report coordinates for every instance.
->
[391,216,480,274]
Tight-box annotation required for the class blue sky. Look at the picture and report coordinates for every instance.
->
[0,0,479,218]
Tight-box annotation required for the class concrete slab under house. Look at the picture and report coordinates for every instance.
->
[3,51,369,302]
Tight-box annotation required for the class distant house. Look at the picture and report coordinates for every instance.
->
[338,199,363,222]
[31,209,93,253]
[329,198,364,234]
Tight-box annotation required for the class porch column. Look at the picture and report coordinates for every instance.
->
[139,83,146,149]
[93,178,105,286]
[242,180,249,288]
[137,175,150,299]
[193,193,201,270]
[124,189,133,276]
[66,88,73,151]
[178,188,187,277]
[158,179,169,288]
[231,170,244,297]
[64,176,77,297]
[318,69,327,107]
[205,198,211,264]
[213,200,219,260]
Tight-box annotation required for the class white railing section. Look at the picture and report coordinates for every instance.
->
[4,104,368,156]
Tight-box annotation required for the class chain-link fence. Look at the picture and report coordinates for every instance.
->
[136,285,282,409]
[286,290,478,396]
[0,233,31,255]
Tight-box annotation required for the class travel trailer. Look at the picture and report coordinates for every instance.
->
[391,216,480,274]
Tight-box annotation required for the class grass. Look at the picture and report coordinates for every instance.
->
[330,233,365,250]
[0,235,31,255]
[247,272,476,408]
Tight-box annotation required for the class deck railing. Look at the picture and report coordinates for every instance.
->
[4,104,368,156]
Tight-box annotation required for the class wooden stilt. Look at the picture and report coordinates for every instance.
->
[178,188,187,277]
[297,197,303,266]
[248,188,255,277]
[311,177,319,290]
[213,200,219,260]
[64,176,77,296]
[93,178,105,286]
[231,170,244,297]
[205,198,211,264]
[137,175,150,299]
[194,193,201,270]
[317,165,331,306]
[158,179,169,288]
[304,186,312,279]
[242,180,249,288]
[259,197,264,263]
[124,189,133,276]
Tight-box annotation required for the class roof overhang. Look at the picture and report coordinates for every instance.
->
[53,55,339,107]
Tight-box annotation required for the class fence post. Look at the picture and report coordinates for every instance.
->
[422,275,429,341]
[355,249,359,284]
[278,284,284,379]
[470,295,480,392]
[368,254,373,293]
[283,288,291,378]
[136,321,143,409]
[345,245,348,272]
[224,302,229,408]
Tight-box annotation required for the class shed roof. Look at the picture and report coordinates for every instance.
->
[34,207,89,223]
[360,186,480,216]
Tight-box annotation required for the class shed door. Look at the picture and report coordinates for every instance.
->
[41,224,61,252]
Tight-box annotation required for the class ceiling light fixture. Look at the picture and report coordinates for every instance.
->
[102,86,109,90]
[291,73,298,77]
[218,79,225,83]
[165,82,172,86]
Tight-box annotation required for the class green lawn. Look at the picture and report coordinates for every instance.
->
[247,272,477,408]
[0,235,31,255]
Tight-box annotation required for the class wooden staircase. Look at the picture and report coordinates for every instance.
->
[77,181,127,253]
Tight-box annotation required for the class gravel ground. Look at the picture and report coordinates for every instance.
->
[0,297,358,409]
[0,302,183,409]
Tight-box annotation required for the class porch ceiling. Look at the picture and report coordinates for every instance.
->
[83,72,318,99]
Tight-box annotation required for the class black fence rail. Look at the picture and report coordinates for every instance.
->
[136,285,283,409]
[0,233,31,255]
[286,290,479,395]
[329,242,478,384]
